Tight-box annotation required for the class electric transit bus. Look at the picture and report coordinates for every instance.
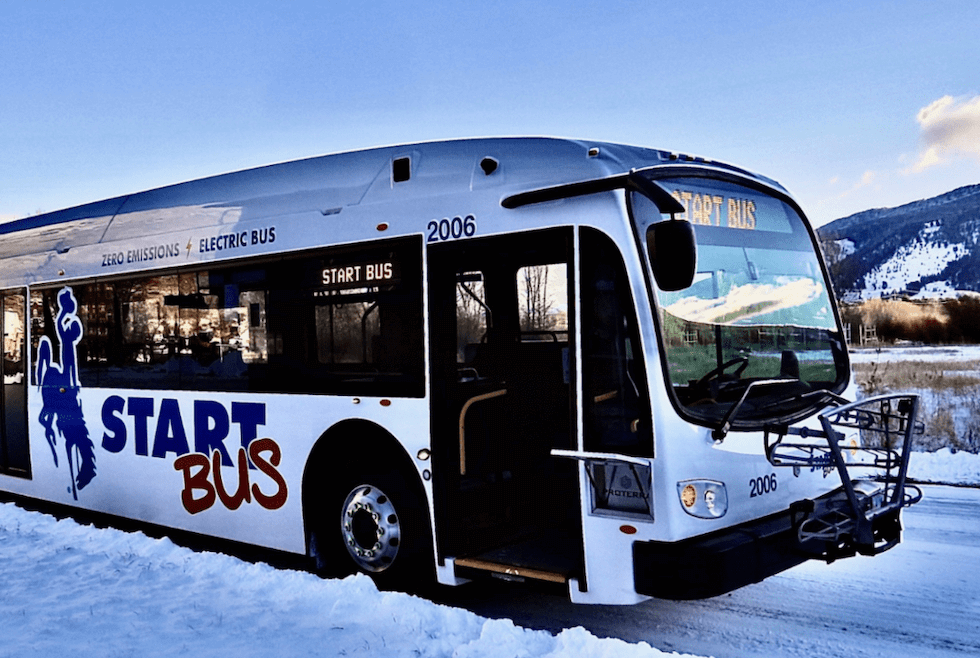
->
[0,137,921,603]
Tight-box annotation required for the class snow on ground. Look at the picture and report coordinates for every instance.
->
[3,448,977,658]
[908,448,980,486]
[0,501,695,658]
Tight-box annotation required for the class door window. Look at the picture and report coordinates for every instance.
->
[517,264,568,340]
[580,229,652,457]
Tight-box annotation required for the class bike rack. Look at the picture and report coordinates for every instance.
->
[764,394,923,559]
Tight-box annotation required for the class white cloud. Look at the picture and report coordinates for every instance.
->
[909,94,980,173]
[828,169,879,201]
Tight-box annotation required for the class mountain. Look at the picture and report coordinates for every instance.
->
[816,184,980,301]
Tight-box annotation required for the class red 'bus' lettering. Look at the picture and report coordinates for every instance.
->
[174,453,215,515]
[249,438,288,510]
[213,447,251,510]
[174,438,288,514]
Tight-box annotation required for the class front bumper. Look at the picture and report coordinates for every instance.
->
[636,394,923,601]
[634,503,808,600]
[633,483,912,600]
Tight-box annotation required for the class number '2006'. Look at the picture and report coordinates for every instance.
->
[749,473,778,498]
[427,215,477,242]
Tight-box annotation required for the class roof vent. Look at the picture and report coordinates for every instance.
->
[393,157,411,183]
[480,157,499,176]
[588,147,600,158]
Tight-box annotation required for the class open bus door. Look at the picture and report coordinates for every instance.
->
[427,228,584,585]
[428,226,655,591]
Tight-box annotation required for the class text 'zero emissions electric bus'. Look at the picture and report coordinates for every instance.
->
[0,137,920,603]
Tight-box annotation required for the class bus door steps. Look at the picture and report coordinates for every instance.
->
[452,531,578,584]
[453,557,570,584]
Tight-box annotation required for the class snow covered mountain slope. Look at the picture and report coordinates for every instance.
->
[817,184,980,300]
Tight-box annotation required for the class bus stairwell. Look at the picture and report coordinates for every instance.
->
[765,394,923,560]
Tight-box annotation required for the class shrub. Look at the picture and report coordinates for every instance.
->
[852,358,980,453]
[840,298,980,344]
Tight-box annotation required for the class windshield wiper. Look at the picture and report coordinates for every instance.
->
[712,384,849,441]
[711,378,799,442]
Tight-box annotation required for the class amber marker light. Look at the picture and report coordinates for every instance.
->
[681,484,697,508]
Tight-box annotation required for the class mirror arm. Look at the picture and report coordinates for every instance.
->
[501,169,686,216]
[626,171,686,216]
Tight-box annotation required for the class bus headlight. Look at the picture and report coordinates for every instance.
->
[677,480,728,519]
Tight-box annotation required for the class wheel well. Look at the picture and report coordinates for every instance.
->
[301,419,424,556]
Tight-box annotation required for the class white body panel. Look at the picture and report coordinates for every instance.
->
[2,386,431,554]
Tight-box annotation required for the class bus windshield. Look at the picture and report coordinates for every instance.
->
[630,173,848,429]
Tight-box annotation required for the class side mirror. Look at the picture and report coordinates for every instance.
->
[647,219,697,291]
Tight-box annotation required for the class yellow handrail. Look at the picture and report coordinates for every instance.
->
[458,389,507,475]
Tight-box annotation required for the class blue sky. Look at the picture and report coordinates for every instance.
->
[3,1,979,227]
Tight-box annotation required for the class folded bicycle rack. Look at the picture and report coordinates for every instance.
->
[765,394,924,560]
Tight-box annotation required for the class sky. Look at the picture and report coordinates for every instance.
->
[2,1,979,228]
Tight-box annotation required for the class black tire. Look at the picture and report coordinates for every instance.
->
[310,460,433,592]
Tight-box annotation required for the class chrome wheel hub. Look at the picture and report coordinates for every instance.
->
[340,484,401,572]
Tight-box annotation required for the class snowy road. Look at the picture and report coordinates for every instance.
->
[436,485,980,658]
[0,484,976,657]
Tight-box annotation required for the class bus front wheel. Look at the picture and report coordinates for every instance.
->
[340,482,404,573]
[313,464,433,591]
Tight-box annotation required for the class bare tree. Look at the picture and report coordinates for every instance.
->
[520,265,556,331]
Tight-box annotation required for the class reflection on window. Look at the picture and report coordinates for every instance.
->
[3,294,25,385]
[581,230,651,457]
[656,242,839,390]
[637,178,847,427]
[659,246,833,330]
[2,290,29,476]
[32,275,263,390]
[30,237,424,396]
[456,272,487,364]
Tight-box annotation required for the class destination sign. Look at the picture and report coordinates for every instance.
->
[321,260,399,290]
[670,189,756,230]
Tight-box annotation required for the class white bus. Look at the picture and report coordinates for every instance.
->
[0,137,920,603]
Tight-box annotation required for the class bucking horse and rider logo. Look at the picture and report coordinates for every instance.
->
[36,287,97,499]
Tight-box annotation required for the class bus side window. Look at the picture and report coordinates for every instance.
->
[580,228,652,457]
[1,290,29,476]
[27,236,424,397]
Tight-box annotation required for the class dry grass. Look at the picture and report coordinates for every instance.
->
[842,297,980,344]
[856,298,948,329]
[852,359,980,395]
[925,407,958,445]
[853,357,980,453]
